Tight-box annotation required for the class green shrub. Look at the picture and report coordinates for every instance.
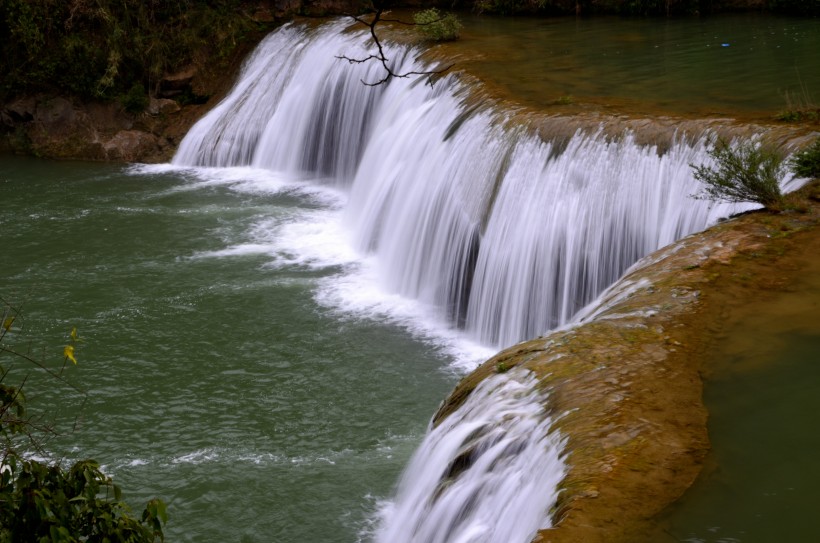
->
[790,137,820,179]
[0,458,167,542]
[690,138,785,209]
[413,9,462,42]
[121,83,149,114]
[1,303,166,542]
[774,109,819,123]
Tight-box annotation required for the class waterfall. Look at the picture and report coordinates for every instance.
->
[172,20,770,542]
[374,370,566,543]
[175,20,741,350]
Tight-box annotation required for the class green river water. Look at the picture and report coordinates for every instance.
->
[662,247,820,542]
[446,12,820,116]
[1,158,460,542]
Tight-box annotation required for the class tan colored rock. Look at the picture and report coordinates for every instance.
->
[4,97,37,122]
[34,97,76,126]
[159,67,197,98]
[104,130,161,162]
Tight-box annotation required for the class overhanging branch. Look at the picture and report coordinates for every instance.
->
[336,8,454,87]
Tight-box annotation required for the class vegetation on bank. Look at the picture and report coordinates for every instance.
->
[0,0,273,106]
[691,138,786,208]
[413,8,463,41]
[1,303,167,542]
[791,137,820,179]
[691,136,820,211]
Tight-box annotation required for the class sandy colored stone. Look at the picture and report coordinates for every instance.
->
[148,98,182,116]
[104,130,161,162]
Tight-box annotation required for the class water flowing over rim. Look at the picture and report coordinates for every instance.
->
[158,19,808,543]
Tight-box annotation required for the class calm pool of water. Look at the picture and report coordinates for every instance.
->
[438,13,820,117]
[0,157,462,542]
[661,240,820,542]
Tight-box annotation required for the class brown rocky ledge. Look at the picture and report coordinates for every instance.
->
[434,180,820,542]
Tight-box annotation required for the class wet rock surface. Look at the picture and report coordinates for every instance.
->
[435,180,820,542]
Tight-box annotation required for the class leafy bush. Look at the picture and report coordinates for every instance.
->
[0,458,167,542]
[1,302,166,542]
[413,9,462,42]
[690,138,785,208]
[790,137,820,179]
[775,109,820,122]
[121,83,150,114]
[0,0,269,102]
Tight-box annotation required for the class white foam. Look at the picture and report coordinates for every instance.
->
[131,158,489,373]
[314,257,495,372]
[374,369,567,543]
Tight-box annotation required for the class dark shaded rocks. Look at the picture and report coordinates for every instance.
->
[158,67,197,99]
[148,98,182,116]
[0,95,179,162]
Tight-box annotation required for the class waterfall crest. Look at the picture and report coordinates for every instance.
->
[174,21,741,349]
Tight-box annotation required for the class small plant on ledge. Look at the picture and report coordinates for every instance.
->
[690,138,785,210]
[413,9,463,42]
[790,137,820,179]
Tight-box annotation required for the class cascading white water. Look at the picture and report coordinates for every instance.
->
[174,20,413,182]
[375,369,566,543]
[171,20,785,542]
[174,20,745,350]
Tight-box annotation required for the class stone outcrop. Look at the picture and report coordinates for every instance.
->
[0,93,216,163]
[102,130,163,162]
[434,180,820,542]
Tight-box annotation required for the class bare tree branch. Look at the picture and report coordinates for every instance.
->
[336,8,454,87]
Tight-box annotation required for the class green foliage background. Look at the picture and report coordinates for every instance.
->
[791,138,820,179]
[691,138,785,208]
[767,0,820,15]
[0,0,270,102]
[413,8,463,41]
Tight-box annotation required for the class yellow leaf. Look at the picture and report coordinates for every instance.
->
[2,317,13,331]
[63,345,77,365]
[70,327,79,341]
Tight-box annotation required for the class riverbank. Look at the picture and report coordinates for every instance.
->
[435,179,820,541]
